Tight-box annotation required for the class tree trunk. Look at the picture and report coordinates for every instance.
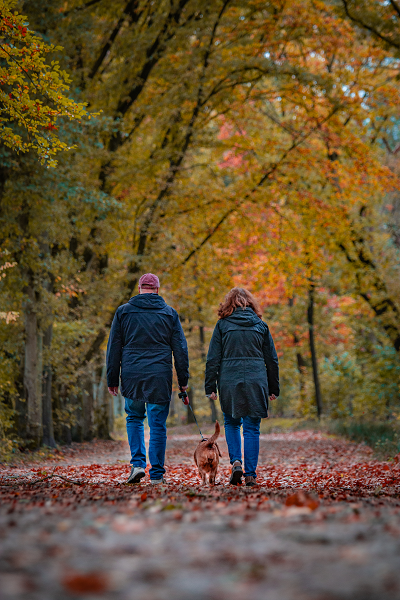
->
[288,298,308,414]
[116,389,124,416]
[170,391,175,418]
[94,364,111,439]
[307,285,323,418]
[187,387,196,424]
[199,325,206,361]
[82,378,94,441]
[24,292,42,445]
[209,396,217,422]
[108,391,114,436]
[63,420,72,445]
[295,337,308,412]
[71,393,83,442]
[42,324,56,447]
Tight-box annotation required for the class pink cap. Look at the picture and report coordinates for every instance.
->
[138,273,160,289]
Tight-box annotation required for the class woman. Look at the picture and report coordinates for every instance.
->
[205,288,279,487]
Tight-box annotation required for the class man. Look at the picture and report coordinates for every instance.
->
[107,273,189,484]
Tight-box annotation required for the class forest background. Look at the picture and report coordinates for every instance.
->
[0,0,400,454]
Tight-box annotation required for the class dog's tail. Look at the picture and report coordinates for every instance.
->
[207,420,220,446]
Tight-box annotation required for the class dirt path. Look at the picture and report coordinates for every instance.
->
[1,429,400,600]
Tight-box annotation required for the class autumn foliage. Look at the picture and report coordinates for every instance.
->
[0,0,399,447]
[0,0,89,166]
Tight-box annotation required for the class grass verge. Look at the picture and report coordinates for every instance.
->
[327,420,400,460]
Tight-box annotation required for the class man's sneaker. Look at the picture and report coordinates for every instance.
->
[229,460,243,485]
[150,477,166,485]
[127,466,146,484]
[245,476,257,487]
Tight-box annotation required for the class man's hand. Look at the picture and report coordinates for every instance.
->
[208,392,218,401]
[179,386,189,405]
[269,394,276,401]
[108,386,119,396]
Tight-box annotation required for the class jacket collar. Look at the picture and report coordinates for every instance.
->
[128,294,166,309]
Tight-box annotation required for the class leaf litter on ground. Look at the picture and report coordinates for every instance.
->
[1,429,400,600]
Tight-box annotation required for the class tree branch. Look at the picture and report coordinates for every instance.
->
[182,209,235,264]
[89,0,140,80]
[389,0,400,18]
[341,0,400,50]
[62,0,104,16]
[338,238,400,352]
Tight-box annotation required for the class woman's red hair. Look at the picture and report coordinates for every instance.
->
[218,287,262,319]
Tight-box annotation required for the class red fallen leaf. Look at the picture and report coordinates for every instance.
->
[62,572,108,594]
[141,492,147,502]
[285,491,319,511]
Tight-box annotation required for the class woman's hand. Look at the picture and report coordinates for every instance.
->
[269,394,276,401]
[209,392,218,401]
[108,386,119,396]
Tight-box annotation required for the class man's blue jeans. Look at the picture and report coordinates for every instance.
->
[125,398,170,480]
[223,413,261,478]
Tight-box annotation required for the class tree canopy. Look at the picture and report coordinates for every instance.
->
[0,0,399,448]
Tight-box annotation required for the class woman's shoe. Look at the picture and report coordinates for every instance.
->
[229,460,243,485]
[150,477,167,484]
[245,476,257,487]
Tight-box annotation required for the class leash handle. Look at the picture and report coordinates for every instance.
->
[178,390,189,405]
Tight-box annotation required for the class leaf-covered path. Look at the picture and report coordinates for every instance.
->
[1,429,400,600]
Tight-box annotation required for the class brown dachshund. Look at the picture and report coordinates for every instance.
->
[194,421,222,485]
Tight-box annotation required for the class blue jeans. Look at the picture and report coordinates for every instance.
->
[125,398,170,480]
[223,413,261,478]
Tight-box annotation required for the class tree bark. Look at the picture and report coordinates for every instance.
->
[42,324,56,447]
[209,396,217,422]
[94,364,111,439]
[71,394,83,442]
[199,325,206,361]
[170,391,175,418]
[24,290,42,444]
[82,378,94,441]
[108,390,114,436]
[295,336,308,414]
[307,285,323,418]
[288,298,308,413]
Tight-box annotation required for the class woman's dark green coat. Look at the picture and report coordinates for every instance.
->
[205,308,279,419]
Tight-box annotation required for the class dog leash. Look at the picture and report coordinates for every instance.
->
[179,391,205,440]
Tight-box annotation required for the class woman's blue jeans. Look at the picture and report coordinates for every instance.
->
[223,413,261,478]
[125,398,170,480]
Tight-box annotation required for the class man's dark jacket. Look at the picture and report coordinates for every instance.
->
[205,307,279,418]
[106,294,189,403]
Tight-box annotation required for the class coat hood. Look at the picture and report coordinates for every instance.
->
[224,307,261,327]
[128,294,167,310]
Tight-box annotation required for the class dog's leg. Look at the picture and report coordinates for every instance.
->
[209,469,217,486]
[198,468,207,485]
